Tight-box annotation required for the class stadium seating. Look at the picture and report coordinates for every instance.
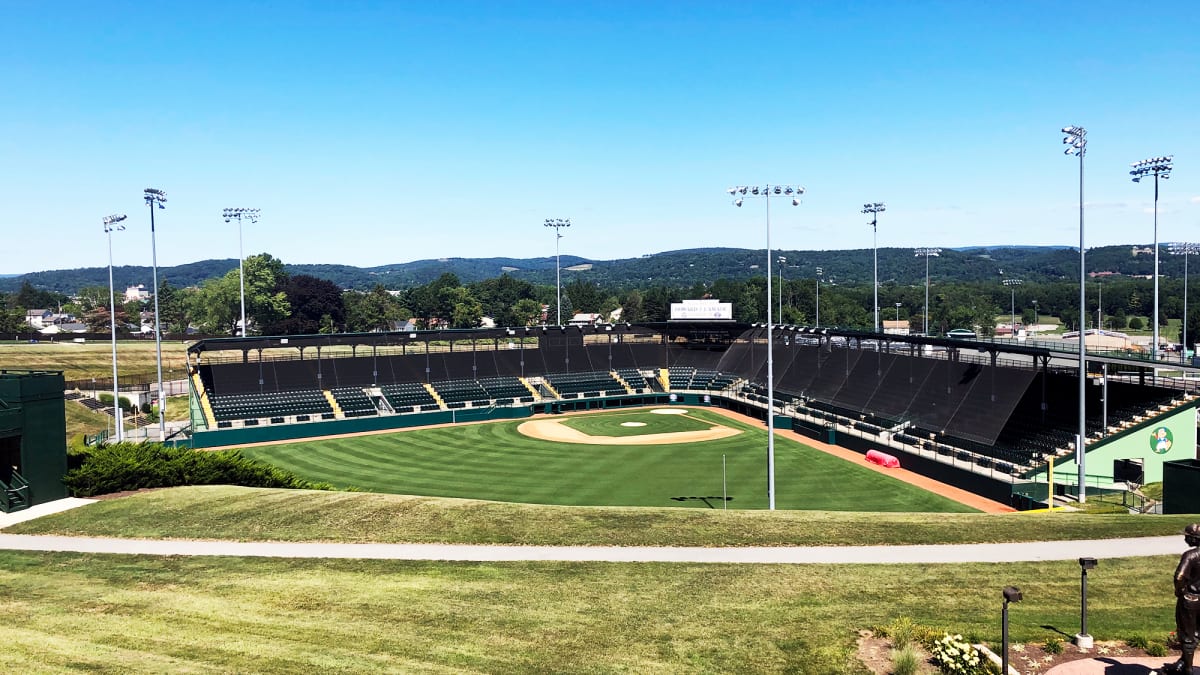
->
[208,389,333,422]
[380,383,440,411]
[543,371,622,397]
[330,387,378,418]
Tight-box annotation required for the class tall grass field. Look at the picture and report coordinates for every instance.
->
[239,408,978,512]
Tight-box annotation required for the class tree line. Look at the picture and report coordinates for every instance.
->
[2,253,1197,347]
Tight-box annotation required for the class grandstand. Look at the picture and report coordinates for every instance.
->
[185,322,1199,509]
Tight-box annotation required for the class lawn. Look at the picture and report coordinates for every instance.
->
[10,485,1197,546]
[238,409,977,512]
[0,340,190,382]
[0,549,1177,673]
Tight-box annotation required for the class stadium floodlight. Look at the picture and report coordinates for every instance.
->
[727,184,805,510]
[544,218,571,326]
[1130,155,1173,367]
[862,203,886,333]
[914,247,941,335]
[1062,125,1087,502]
[815,266,823,328]
[1170,242,1199,361]
[1003,278,1023,339]
[103,214,128,442]
[223,208,261,339]
[143,188,168,443]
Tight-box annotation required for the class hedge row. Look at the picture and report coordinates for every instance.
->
[64,442,333,497]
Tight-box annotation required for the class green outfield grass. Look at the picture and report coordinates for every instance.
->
[238,408,977,512]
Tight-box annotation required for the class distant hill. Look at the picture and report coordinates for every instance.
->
[0,244,1182,296]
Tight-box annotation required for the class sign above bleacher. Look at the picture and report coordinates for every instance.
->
[670,299,733,321]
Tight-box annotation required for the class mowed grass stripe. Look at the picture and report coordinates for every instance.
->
[243,409,976,512]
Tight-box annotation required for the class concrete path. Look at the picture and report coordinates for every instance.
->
[1044,656,1173,674]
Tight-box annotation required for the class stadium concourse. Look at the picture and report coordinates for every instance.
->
[183,322,1200,510]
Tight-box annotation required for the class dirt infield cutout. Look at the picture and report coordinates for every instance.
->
[517,412,740,445]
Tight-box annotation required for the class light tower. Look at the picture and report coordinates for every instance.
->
[1170,242,1199,360]
[1130,155,1173,364]
[914,247,940,335]
[144,188,168,442]
[1003,278,1022,339]
[729,184,804,510]
[103,214,127,442]
[1062,125,1087,502]
[223,208,261,337]
[862,202,886,333]
[544,218,570,326]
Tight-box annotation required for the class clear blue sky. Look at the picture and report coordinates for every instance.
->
[2,1,1197,275]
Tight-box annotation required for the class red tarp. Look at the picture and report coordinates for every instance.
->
[865,449,900,469]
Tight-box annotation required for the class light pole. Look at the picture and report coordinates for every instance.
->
[103,214,127,442]
[144,188,168,442]
[914,247,940,335]
[1063,125,1088,503]
[815,266,822,328]
[894,301,901,324]
[778,256,787,321]
[1003,278,1022,339]
[544,218,570,326]
[1170,242,1198,361]
[223,208,260,337]
[729,184,804,511]
[863,203,885,333]
[1032,300,1039,335]
[1130,155,1173,364]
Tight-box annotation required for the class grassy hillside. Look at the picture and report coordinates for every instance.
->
[0,340,190,382]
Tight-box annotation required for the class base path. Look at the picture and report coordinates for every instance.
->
[517,415,739,445]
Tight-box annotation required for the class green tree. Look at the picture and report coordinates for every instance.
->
[345,285,406,332]
[261,274,345,335]
[511,298,543,326]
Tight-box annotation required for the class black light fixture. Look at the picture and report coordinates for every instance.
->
[1002,585,1023,675]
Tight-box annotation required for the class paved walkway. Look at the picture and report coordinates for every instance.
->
[1045,656,1173,674]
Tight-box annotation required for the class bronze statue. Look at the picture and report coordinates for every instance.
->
[1164,523,1200,674]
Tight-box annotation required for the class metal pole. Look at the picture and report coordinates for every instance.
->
[555,229,562,326]
[925,253,931,335]
[1077,139,1087,503]
[148,198,166,442]
[104,216,126,442]
[1011,287,1016,338]
[1002,599,1010,675]
[765,192,775,510]
[238,217,246,337]
[873,217,879,333]
[1153,173,1160,364]
[815,267,821,328]
[1080,567,1089,638]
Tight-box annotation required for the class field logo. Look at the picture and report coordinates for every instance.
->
[1150,426,1173,455]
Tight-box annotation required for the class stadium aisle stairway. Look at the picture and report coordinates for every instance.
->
[324,391,343,418]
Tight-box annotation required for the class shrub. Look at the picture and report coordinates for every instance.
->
[930,633,993,675]
[62,442,334,497]
[1127,635,1150,650]
[1129,317,1144,330]
[1146,641,1169,657]
[1043,636,1063,654]
[892,645,921,675]
[887,616,920,649]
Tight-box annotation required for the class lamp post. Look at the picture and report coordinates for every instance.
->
[863,203,886,333]
[894,301,901,324]
[1130,155,1173,365]
[223,208,260,338]
[1170,242,1198,361]
[1076,557,1098,649]
[103,214,127,442]
[729,184,804,511]
[1003,278,1022,339]
[544,218,570,326]
[144,188,168,442]
[914,247,940,335]
[1002,586,1023,675]
[1063,125,1088,503]
[815,266,822,328]
[1032,300,1039,335]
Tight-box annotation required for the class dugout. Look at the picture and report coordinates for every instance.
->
[1163,459,1200,515]
[0,370,68,512]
